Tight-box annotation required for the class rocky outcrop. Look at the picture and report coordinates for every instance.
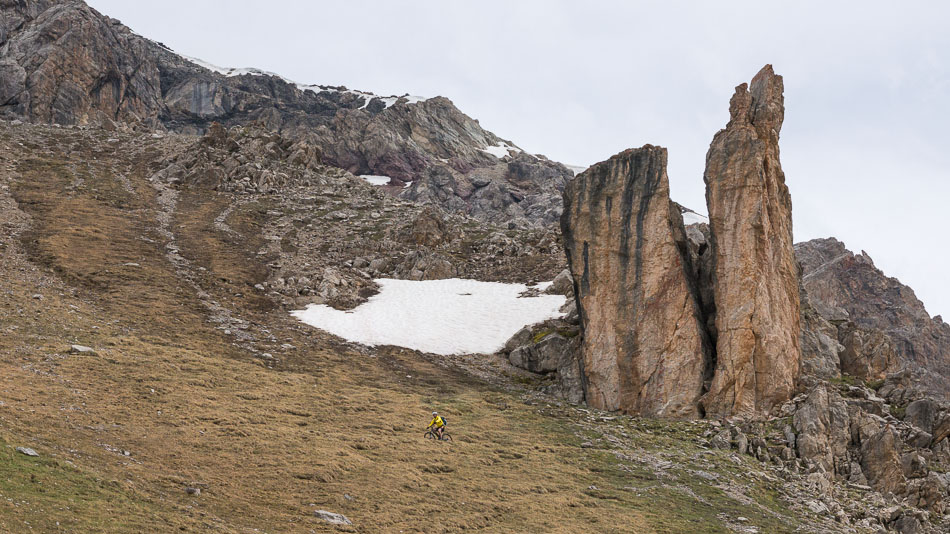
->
[799,287,844,381]
[701,65,801,417]
[501,314,584,404]
[704,380,950,531]
[557,67,804,419]
[399,206,459,248]
[0,0,166,127]
[561,146,710,418]
[152,123,332,193]
[797,237,950,397]
[0,0,570,225]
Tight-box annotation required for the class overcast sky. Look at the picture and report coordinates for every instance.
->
[88,0,950,320]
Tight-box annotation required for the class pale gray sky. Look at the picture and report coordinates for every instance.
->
[88,0,950,320]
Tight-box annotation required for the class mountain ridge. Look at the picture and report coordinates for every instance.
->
[0,0,571,225]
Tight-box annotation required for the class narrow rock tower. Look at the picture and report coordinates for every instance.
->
[561,146,709,418]
[701,65,802,417]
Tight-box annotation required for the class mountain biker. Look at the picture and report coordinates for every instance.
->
[427,411,445,440]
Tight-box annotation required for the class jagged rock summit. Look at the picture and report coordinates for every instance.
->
[561,145,710,418]
[701,65,801,417]
[798,237,950,397]
[561,65,801,419]
[0,0,570,225]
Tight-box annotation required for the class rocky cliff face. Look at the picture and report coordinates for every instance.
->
[0,0,570,225]
[561,146,710,417]
[797,238,950,396]
[559,66,802,419]
[701,65,801,417]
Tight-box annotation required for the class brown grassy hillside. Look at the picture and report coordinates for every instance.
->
[0,121,839,533]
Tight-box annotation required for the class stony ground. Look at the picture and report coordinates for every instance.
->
[0,120,868,533]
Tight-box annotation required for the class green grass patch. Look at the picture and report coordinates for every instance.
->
[865,378,885,391]
[0,438,162,533]
[830,374,860,388]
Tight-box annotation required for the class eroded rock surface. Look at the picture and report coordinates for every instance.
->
[701,65,801,417]
[561,146,709,417]
[797,237,950,397]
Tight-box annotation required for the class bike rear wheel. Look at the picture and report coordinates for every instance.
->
[440,433,453,442]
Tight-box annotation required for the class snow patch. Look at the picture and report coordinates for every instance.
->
[360,175,392,186]
[566,164,589,176]
[291,278,566,355]
[296,85,427,109]
[481,142,522,159]
[682,211,709,226]
[181,55,285,79]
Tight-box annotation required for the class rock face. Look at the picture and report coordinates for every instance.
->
[797,237,950,397]
[0,0,570,225]
[559,67,804,419]
[561,146,709,417]
[770,381,950,526]
[0,0,165,126]
[701,65,801,417]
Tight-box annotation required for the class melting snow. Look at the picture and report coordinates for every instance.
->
[360,175,392,186]
[296,85,426,109]
[183,55,427,109]
[291,278,566,355]
[682,211,709,226]
[566,164,589,176]
[481,142,522,159]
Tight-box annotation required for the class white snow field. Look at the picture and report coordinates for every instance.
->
[359,175,392,186]
[292,278,566,355]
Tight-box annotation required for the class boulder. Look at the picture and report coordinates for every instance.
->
[793,385,850,474]
[932,411,950,445]
[508,334,571,374]
[545,269,574,296]
[701,65,801,418]
[860,426,907,496]
[904,399,940,434]
[837,322,896,380]
[561,145,709,417]
[800,289,843,380]
[313,510,352,525]
[404,205,455,247]
[15,446,39,457]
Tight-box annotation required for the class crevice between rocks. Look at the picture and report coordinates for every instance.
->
[668,202,718,417]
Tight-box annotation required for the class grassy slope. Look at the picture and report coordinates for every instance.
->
[0,124,817,533]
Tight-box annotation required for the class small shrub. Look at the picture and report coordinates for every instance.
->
[830,374,858,388]
[889,404,906,419]
[865,378,885,391]
[531,330,552,344]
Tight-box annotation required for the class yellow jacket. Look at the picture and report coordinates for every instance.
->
[428,416,444,428]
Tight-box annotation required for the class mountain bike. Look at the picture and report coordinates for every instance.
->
[424,427,452,441]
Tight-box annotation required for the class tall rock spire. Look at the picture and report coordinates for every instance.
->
[701,65,802,417]
[561,146,710,418]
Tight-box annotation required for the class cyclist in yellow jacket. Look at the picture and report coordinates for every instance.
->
[427,411,445,440]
